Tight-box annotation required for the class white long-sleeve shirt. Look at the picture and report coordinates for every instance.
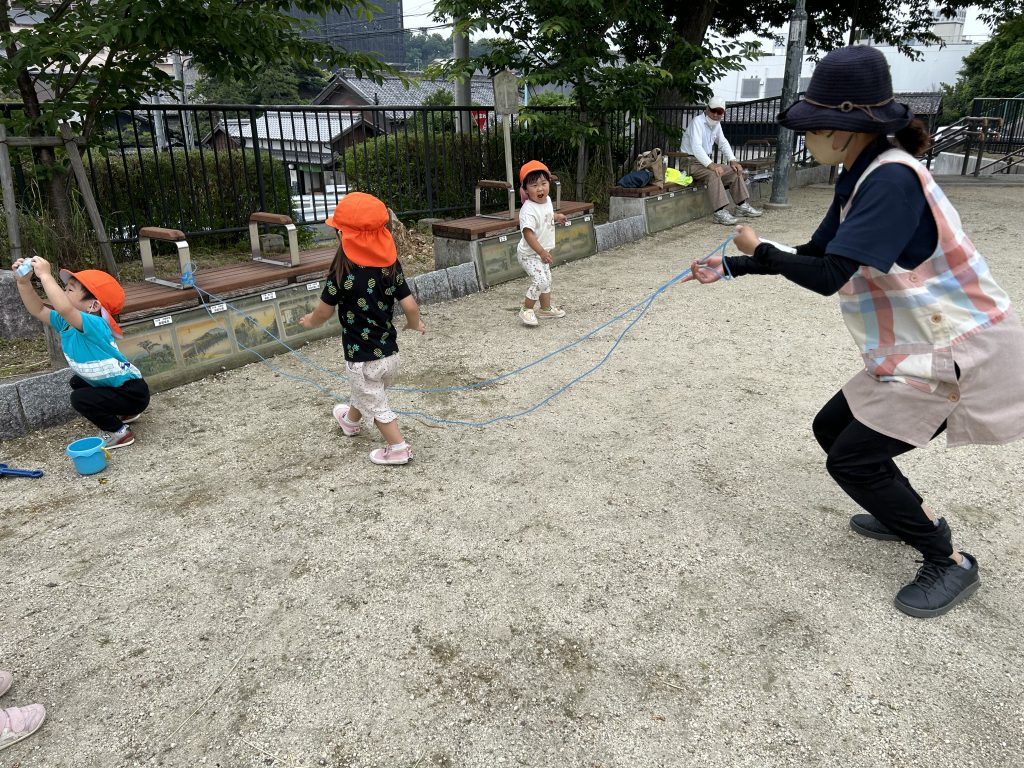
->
[680,114,736,167]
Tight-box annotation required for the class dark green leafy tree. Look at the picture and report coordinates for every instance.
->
[193,61,330,104]
[403,30,452,69]
[431,0,751,195]
[0,0,396,223]
[939,17,1024,124]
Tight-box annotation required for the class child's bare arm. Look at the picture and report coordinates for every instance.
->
[299,300,335,329]
[398,295,425,333]
[33,258,85,330]
[522,228,552,264]
[13,258,50,323]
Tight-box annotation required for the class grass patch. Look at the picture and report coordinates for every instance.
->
[0,335,50,379]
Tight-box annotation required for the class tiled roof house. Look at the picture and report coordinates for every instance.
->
[312,70,497,130]
[205,110,379,192]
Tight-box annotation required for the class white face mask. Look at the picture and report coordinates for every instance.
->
[805,131,854,165]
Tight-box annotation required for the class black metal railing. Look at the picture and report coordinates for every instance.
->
[2,97,801,252]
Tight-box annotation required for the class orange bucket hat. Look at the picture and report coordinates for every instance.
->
[59,268,126,338]
[324,192,397,268]
[519,160,550,186]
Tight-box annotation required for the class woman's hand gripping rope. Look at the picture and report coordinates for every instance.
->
[683,225,761,284]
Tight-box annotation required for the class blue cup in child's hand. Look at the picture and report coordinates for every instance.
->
[16,260,33,277]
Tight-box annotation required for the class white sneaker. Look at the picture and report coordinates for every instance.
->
[536,306,566,319]
[0,704,46,751]
[519,307,539,327]
[737,201,763,218]
[712,208,738,225]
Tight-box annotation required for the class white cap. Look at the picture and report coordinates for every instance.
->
[707,97,726,111]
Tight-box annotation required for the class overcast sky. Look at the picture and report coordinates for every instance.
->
[401,2,994,41]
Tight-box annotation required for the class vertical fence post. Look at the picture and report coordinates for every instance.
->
[420,109,434,215]
[0,125,23,264]
[249,107,267,212]
[59,124,119,276]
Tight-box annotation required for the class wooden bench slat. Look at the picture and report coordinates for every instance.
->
[139,226,187,241]
[121,249,337,317]
[432,200,595,241]
[249,212,293,225]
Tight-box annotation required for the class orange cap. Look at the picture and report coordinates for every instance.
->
[519,160,550,185]
[59,268,125,338]
[324,192,397,268]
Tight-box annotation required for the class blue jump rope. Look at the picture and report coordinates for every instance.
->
[185,236,733,427]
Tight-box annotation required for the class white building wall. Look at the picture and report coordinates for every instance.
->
[710,42,979,104]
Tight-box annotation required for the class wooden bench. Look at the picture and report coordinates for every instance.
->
[737,139,776,173]
[249,212,300,267]
[432,199,594,241]
[474,174,562,220]
[139,226,192,290]
[121,245,336,319]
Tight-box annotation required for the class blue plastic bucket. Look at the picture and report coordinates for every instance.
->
[65,437,110,475]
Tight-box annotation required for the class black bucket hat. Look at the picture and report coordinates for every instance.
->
[778,46,914,133]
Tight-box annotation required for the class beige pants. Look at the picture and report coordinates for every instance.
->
[346,354,401,424]
[690,164,751,211]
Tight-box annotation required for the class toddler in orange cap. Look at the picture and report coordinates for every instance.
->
[299,192,425,465]
[516,160,567,327]
[12,257,150,449]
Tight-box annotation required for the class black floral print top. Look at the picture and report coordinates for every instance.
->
[320,261,412,362]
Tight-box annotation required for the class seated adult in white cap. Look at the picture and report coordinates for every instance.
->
[680,96,762,225]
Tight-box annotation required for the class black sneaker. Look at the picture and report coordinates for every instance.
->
[850,514,951,548]
[894,553,980,618]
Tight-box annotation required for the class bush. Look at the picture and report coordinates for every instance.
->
[87,147,292,247]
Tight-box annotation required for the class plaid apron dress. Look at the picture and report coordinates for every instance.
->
[838,148,1024,447]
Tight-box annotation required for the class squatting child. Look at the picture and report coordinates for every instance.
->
[299,192,425,466]
[12,257,150,448]
[516,160,568,327]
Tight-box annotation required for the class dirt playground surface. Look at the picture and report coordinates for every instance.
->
[2,184,1023,768]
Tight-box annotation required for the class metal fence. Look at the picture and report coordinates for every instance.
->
[2,97,795,250]
[970,97,1024,160]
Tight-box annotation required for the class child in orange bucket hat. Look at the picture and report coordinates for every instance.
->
[300,192,425,465]
[12,257,150,449]
[516,160,568,327]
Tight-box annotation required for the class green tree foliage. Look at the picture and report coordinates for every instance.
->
[193,61,330,105]
[403,30,453,69]
[0,0,396,227]
[403,30,497,70]
[940,17,1024,124]
[430,0,755,194]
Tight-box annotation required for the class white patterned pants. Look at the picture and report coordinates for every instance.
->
[346,354,401,424]
[517,251,552,301]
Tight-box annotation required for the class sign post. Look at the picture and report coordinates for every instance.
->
[493,71,520,189]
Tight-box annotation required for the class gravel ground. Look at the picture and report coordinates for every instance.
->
[2,184,1023,768]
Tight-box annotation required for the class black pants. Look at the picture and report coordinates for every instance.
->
[811,389,953,564]
[69,375,150,432]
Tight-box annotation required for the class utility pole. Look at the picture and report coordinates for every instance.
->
[173,52,194,149]
[767,0,808,207]
[453,21,472,133]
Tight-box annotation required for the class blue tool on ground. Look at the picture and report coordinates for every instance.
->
[0,463,44,478]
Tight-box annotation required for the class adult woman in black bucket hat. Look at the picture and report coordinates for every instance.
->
[686,45,1024,618]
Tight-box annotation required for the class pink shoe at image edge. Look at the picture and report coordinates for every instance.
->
[0,704,46,751]
[332,404,362,436]
[369,445,412,465]
[0,672,11,698]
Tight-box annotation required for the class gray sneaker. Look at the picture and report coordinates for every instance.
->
[712,208,738,225]
[737,201,763,217]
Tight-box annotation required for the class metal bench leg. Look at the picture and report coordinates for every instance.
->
[285,223,299,267]
[248,220,261,260]
[175,241,192,287]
